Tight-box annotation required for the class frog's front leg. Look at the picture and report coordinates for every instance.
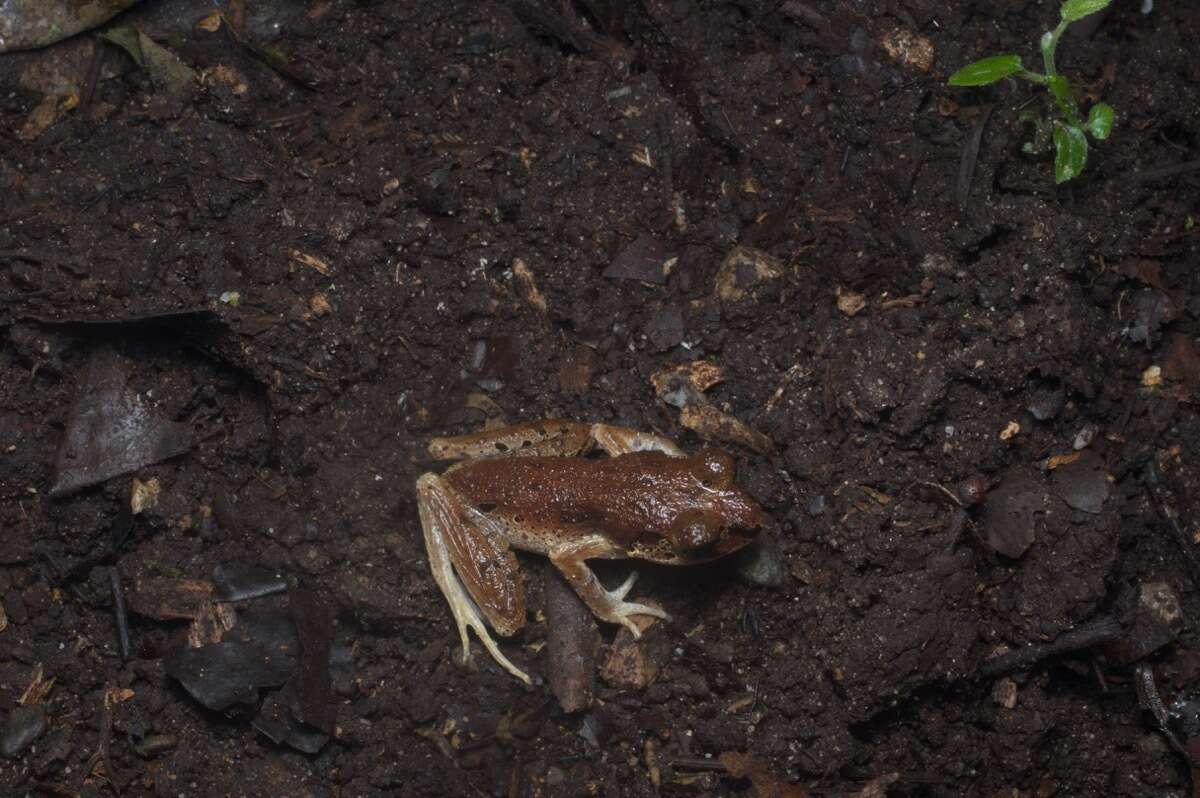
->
[548,536,671,637]
[416,473,531,684]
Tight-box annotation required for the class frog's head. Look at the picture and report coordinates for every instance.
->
[665,449,764,559]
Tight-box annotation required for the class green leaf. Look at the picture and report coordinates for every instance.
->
[1061,0,1113,23]
[1053,125,1089,183]
[1046,74,1080,121]
[948,55,1024,86]
[1087,103,1114,139]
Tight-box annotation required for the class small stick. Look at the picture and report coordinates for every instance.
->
[979,614,1123,677]
[110,568,131,661]
[543,561,596,712]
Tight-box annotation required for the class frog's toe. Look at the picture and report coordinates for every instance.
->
[612,571,639,601]
[611,600,671,638]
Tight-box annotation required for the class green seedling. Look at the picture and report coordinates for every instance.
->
[948,0,1115,184]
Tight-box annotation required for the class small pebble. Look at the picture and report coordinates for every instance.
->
[1073,424,1097,450]
[2,704,46,758]
[957,475,988,506]
[735,537,785,588]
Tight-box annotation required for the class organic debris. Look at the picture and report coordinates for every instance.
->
[544,561,597,712]
[1049,451,1110,514]
[603,234,672,284]
[600,602,663,690]
[127,578,215,620]
[982,470,1048,558]
[100,26,196,97]
[714,247,784,302]
[650,361,772,454]
[0,0,141,52]
[50,349,191,498]
[719,751,809,797]
[164,640,294,711]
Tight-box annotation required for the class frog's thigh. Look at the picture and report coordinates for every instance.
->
[418,475,525,634]
[416,474,531,683]
[548,535,671,636]
[428,419,594,460]
[589,423,685,458]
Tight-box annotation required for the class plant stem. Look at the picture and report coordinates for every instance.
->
[1040,19,1070,77]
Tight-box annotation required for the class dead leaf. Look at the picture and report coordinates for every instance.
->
[512,259,547,313]
[1046,451,1081,470]
[715,247,784,302]
[309,293,332,317]
[104,687,135,708]
[651,361,725,396]
[879,29,934,72]
[196,11,224,32]
[131,477,160,514]
[128,578,215,620]
[20,663,54,706]
[680,404,773,454]
[836,288,866,317]
[186,601,237,648]
[201,64,249,95]
[720,751,810,798]
[289,249,331,275]
[600,603,663,689]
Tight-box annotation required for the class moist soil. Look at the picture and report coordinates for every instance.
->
[2,1,1200,796]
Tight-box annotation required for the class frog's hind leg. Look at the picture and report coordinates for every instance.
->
[548,535,671,637]
[589,424,685,458]
[416,473,531,684]
[428,419,594,460]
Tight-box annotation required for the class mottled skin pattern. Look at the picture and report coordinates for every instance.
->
[415,420,764,683]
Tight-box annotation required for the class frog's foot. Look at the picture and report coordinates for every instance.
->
[550,537,671,638]
[603,572,671,638]
[416,474,532,684]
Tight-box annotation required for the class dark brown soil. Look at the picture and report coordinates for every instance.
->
[3,1,1200,795]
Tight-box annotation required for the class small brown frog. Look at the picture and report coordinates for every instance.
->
[415,419,764,683]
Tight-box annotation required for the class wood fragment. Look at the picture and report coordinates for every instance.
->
[543,561,596,712]
[289,249,331,275]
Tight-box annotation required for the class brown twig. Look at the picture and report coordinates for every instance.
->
[979,614,1124,677]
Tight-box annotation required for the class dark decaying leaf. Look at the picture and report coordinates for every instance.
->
[1050,451,1109,514]
[50,349,192,498]
[603,234,672,284]
[164,641,294,711]
[983,470,1048,558]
